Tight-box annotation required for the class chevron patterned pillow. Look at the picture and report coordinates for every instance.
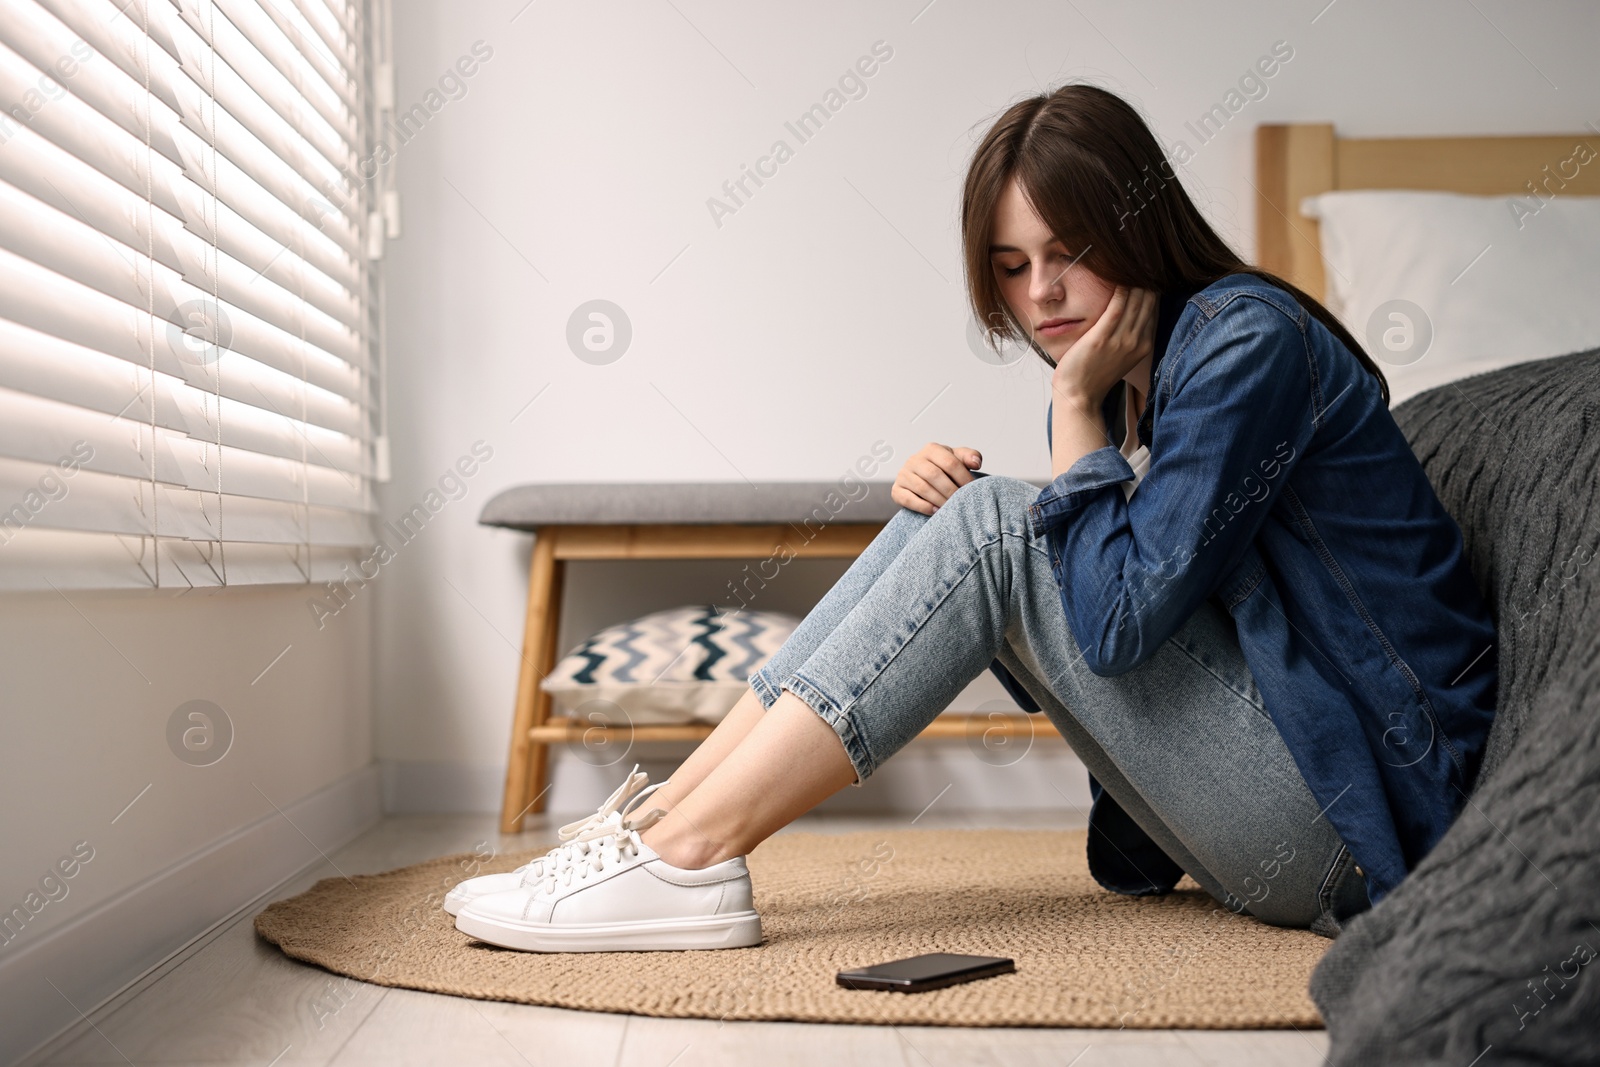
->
[540,605,801,724]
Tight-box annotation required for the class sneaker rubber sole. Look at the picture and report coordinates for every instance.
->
[442,888,473,917]
[454,908,763,952]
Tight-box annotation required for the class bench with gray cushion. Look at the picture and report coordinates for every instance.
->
[478,481,903,530]
[1310,347,1600,1064]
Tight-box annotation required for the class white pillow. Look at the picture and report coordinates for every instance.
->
[540,605,799,724]
[1301,189,1600,405]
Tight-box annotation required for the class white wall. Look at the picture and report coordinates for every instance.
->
[0,586,376,1063]
[376,0,1600,813]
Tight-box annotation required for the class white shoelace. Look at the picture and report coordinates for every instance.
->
[535,804,668,896]
[512,765,667,883]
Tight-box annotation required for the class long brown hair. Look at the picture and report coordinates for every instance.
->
[961,83,1389,406]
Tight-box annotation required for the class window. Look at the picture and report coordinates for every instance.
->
[0,0,388,588]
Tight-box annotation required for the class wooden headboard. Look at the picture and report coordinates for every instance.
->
[1254,123,1600,302]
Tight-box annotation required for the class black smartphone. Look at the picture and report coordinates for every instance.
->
[836,952,1015,993]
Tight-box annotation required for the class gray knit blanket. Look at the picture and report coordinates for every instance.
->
[1310,347,1600,1065]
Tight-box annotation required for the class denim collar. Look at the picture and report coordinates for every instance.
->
[1111,283,1205,449]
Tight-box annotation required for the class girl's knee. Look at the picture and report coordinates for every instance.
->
[939,475,1037,536]
[888,502,930,528]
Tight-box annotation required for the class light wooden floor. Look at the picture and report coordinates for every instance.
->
[25,809,1331,1067]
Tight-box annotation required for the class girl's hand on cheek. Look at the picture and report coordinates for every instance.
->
[1050,285,1159,406]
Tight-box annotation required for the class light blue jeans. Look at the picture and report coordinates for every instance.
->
[749,473,1371,934]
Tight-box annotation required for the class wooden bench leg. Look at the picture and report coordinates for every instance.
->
[499,528,565,833]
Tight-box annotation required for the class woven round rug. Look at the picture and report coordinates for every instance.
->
[254,828,1329,1028]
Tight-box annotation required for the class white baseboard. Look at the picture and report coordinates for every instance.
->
[382,736,1093,817]
[4,764,383,1067]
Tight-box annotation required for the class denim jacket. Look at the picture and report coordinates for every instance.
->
[989,273,1499,906]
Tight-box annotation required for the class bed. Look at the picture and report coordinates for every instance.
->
[1254,122,1600,1065]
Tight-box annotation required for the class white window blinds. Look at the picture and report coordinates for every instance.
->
[0,0,384,589]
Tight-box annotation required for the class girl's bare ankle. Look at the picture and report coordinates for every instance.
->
[640,815,733,870]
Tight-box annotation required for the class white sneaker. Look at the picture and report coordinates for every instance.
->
[453,811,762,952]
[443,765,668,916]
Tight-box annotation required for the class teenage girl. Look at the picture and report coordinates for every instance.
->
[450,84,1497,952]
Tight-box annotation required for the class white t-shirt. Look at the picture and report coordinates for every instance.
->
[1120,382,1151,501]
